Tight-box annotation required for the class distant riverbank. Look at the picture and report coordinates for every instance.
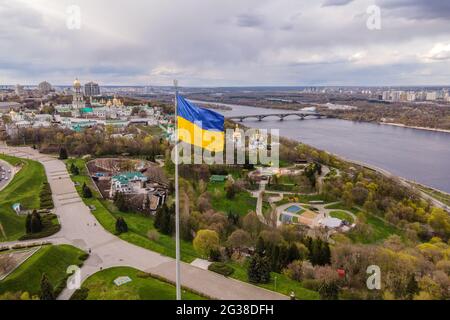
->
[380,122,450,134]
[205,101,450,194]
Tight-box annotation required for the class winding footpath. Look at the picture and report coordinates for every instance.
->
[0,145,287,300]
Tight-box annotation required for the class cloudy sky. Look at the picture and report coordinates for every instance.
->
[1,0,450,86]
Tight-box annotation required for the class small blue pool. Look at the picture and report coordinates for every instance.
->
[285,205,303,213]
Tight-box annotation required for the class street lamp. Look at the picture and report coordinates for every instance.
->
[290,291,296,301]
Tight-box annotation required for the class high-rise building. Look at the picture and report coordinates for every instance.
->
[391,91,403,102]
[84,81,100,97]
[426,91,437,101]
[38,81,52,94]
[406,92,416,102]
[72,78,85,109]
[382,91,391,101]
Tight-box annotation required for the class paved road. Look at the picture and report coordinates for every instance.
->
[0,159,14,192]
[0,145,287,301]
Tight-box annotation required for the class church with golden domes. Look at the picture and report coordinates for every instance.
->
[72,78,85,109]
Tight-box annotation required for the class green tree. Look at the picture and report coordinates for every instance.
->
[320,242,331,266]
[70,163,80,176]
[29,210,43,234]
[255,236,266,256]
[114,192,129,212]
[193,229,220,259]
[25,214,32,234]
[428,208,450,238]
[154,204,174,235]
[224,180,236,200]
[115,217,128,234]
[82,183,93,199]
[39,274,55,300]
[405,274,419,300]
[247,254,271,284]
[287,243,300,263]
[59,147,68,160]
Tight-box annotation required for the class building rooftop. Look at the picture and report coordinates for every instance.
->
[112,172,148,185]
[320,217,343,229]
[210,175,228,182]
[0,101,21,110]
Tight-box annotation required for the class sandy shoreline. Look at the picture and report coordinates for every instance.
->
[380,122,450,134]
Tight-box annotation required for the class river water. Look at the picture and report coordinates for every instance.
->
[200,101,450,193]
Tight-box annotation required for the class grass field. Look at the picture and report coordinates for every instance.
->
[326,202,402,243]
[0,155,47,241]
[330,211,354,224]
[207,181,257,216]
[80,267,205,300]
[0,245,86,296]
[136,125,164,137]
[65,159,199,263]
[66,158,317,299]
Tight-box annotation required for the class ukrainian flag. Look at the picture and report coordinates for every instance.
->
[177,95,225,152]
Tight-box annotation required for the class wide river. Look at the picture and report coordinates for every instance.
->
[197,101,450,193]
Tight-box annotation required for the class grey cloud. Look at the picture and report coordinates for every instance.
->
[377,0,450,20]
[235,14,264,27]
[322,0,354,7]
[1,0,450,86]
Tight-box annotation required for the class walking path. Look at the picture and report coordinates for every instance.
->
[0,145,287,300]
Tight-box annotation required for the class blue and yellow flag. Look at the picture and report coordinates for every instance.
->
[177,95,225,152]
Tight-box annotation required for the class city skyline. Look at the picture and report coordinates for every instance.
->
[1,0,450,86]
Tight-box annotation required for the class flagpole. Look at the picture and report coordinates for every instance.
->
[173,79,181,301]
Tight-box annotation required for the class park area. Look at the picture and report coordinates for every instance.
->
[0,154,55,241]
[0,245,86,298]
[65,158,199,263]
[207,181,257,216]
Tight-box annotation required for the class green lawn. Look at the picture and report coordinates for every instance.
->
[330,211,354,224]
[207,181,257,216]
[325,202,359,214]
[229,261,319,300]
[360,213,402,244]
[0,155,47,241]
[80,267,205,300]
[0,245,86,296]
[326,203,402,244]
[136,125,164,137]
[65,159,199,263]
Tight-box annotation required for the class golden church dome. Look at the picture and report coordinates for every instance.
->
[73,78,81,88]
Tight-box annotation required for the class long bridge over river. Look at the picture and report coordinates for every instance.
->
[226,112,327,122]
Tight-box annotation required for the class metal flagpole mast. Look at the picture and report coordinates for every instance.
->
[173,79,181,300]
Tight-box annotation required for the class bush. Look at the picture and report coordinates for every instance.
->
[208,262,234,277]
[39,274,55,300]
[82,183,93,199]
[136,271,151,279]
[302,279,321,292]
[40,182,54,210]
[20,214,61,241]
[115,217,128,234]
[79,253,90,261]
[147,230,160,242]
[70,288,89,300]
[209,248,222,262]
